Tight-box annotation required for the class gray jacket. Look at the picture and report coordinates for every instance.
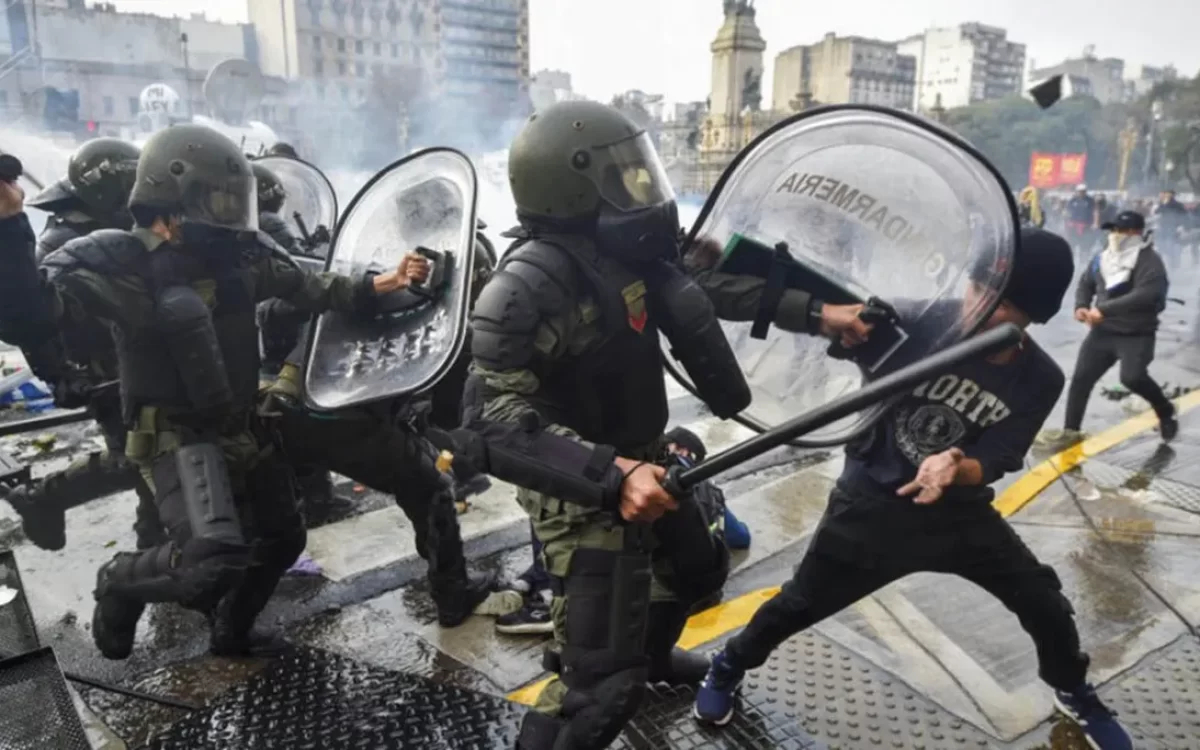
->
[1075,241,1168,335]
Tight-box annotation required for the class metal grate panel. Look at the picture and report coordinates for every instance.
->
[0,549,39,659]
[0,647,90,750]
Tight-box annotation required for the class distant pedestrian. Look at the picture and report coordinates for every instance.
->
[1063,210,1177,442]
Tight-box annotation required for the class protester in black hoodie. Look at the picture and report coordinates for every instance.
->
[1063,210,1177,440]
[694,228,1135,750]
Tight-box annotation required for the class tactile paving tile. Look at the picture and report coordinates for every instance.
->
[144,646,526,750]
[1076,461,1200,515]
[625,683,826,749]
[632,632,1000,750]
[1099,634,1200,749]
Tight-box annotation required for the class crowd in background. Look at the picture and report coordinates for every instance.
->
[1019,184,1200,269]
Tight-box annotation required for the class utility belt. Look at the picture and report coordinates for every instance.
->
[125,405,262,470]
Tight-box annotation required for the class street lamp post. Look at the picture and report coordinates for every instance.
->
[180,32,193,120]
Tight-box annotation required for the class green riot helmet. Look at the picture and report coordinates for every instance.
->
[508,100,679,261]
[128,124,258,236]
[64,137,141,227]
[251,163,287,214]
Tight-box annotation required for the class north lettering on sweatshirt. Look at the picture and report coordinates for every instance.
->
[892,373,1012,467]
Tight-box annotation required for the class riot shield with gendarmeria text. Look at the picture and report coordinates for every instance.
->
[303,148,478,412]
[255,154,338,257]
[673,105,1017,446]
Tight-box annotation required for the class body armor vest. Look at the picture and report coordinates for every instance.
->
[510,234,669,453]
[46,230,263,423]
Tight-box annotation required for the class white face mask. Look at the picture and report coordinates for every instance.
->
[1106,233,1139,254]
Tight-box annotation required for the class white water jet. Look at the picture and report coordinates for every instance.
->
[0,126,73,236]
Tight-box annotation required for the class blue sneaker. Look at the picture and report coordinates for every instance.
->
[1054,684,1132,750]
[692,648,744,726]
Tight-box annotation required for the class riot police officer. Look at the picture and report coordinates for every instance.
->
[461,100,868,750]
[0,124,428,660]
[27,137,142,261]
[251,162,300,253]
[6,137,165,552]
[254,234,499,627]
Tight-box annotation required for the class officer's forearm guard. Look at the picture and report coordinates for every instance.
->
[176,442,244,546]
[451,418,624,511]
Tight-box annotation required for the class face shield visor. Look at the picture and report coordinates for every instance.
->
[590,132,676,211]
[179,174,259,234]
[586,132,679,261]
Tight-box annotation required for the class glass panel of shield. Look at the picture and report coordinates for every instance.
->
[672,106,1017,445]
[255,155,338,258]
[303,148,478,412]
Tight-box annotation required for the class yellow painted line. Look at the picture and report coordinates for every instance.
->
[507,391,1200,706]
[992,389,1200,518]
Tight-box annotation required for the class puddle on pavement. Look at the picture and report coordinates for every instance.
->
[81,657,270,747]
[763,470,833,537]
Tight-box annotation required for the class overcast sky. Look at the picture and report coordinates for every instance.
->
[109,0,1200,103]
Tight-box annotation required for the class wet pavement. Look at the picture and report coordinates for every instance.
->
[2,264,1200,748]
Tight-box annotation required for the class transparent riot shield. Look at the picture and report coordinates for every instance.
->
[303,148,478,411]
[672,105,1018,446]
[255,155,338,258]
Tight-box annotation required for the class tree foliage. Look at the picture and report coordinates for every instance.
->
[941,71,1200,193]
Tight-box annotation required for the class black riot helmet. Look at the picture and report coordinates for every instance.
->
[128,124,258,235]
[508,100,679,262]
[266,142,298,158]
[28,138,140,228]
[251,162,287,214]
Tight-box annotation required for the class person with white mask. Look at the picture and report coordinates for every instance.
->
[1062,210,1177,442]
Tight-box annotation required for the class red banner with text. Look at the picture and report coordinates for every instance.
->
[1028,152,1088,189]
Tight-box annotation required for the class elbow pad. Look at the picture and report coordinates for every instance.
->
[450,417,624,511]
[652,264,751,419]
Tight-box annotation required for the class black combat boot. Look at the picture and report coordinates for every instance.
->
[91,554,147,660]
[208,585,292,657]
[425,490,496,627]
[7,481,67,551]
[294,468,355,526]
[645,601,710,686]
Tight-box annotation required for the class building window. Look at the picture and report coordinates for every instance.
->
[103,96,113,116]
[337,38,346,52]
[128,97,138,116]
[314,59,324,75]
[391,43,399,58]
[374,42,381,56]
[355,62,365,77]
[338,61,346,75]
[0,91,7,107]
[313,35,321,50]
[355,40,364,54]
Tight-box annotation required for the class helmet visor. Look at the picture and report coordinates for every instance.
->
[592,132,675,212]
[181,175,258,232]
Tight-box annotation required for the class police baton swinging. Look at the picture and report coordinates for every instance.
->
[660,322,1024,497]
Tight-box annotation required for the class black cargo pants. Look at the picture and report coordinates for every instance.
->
[724,485,1090,693]
[271,405,468,588]
[1064,328,1173,431]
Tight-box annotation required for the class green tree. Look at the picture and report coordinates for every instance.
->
[943,94,1145,191]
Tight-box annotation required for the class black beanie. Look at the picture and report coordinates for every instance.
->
[1003,228,1075,324]
[665,426,707,462]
